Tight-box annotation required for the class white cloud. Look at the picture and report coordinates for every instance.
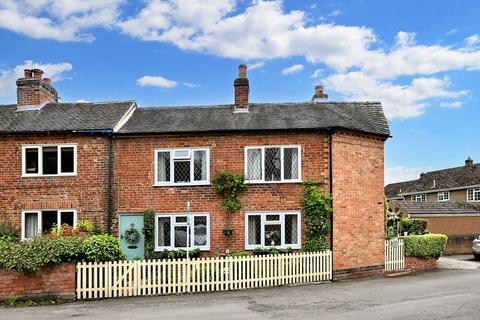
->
[310,69,323,78]
[445,28,458,36]
[281,64,304,75]
[0,60,72,97]
[385,166,424,186]
[440,101,463,108]
[248,61,265,70]
[0,0,122,42]
[182,82,200,88]
[137,75,178,89]
[465,34,480,47]
[319,10,342,21]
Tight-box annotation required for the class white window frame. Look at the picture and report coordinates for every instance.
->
[244,145,302,184]
[154,147,210,186]
[411,194,426,202]
[244,211,301,250]
[21,209,77,240]
[468,188,480,202]
[437,191,450,202]
[154,213,210,251]
[22,144,77,177]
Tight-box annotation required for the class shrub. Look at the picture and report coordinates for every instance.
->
[82,235,125,262]
[301,180,332,251]
[231,251,252,257]
[400,217,428,235]
[253,247,292,256]
[0,221,18,241]
[77,220,95,234]
[401,234,448,259]
[0,236,86,271]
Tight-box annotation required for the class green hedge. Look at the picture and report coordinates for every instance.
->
[401,234,448,259]
[0,235,124,272]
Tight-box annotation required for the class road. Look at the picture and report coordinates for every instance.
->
[1,268,479,320]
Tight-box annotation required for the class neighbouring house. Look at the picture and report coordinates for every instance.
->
[385,159,480,254]
[0,65,390,277]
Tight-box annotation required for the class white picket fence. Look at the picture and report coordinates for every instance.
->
[384,239,405,271]
[76,251,332,299]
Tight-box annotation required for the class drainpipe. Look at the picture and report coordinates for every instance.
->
[107,133,114,234]
[327,128,335,256]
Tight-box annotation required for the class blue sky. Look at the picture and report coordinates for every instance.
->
[0,0,479,185]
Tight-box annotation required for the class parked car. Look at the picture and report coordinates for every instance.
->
[473,235,480,261]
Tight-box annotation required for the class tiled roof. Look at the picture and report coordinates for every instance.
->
[0,101,135,133]
[391,201,480,215]
[118,101,390,136]
[384,180,417,199]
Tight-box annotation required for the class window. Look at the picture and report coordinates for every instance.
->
[155,214,210,251]
[411,194,426,202]
[437,191,450,202]
[468,188,480,202]
[155,148,210,186]
[22,145,77,176]
[245,146,301,183]
[21,210,76,239]
[245,212,301,249]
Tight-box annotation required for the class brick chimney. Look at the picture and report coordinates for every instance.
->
[234,64,249,112]
[465,157,474,167]
[16,69,58,111]
[311,85,328,102]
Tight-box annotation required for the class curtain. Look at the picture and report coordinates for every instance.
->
[247,149,262,180]
[24,212,38,238]
[157,152,169,182]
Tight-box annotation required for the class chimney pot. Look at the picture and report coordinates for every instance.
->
[24,69,32,78]
[234,65,249,110]
[32,69,44,78]
[311,84,328,102]
[466,157,474,167]
[43,78,51,85]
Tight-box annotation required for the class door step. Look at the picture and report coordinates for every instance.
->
[385,270,411,277]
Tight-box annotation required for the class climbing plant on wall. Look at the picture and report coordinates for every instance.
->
[212,172,247,238]
[143,209,161,260]
[301,180,332,251]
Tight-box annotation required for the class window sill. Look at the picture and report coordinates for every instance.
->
[153,182,210,187]
[155,247,210,252]
[22,173,77,178]
[245,180,302,185]
[245,245,301,250]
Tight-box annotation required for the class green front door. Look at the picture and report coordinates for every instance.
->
[119,214,144,261]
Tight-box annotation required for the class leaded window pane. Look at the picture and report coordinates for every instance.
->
[285,214,298,245]
[246,148,262,180]
[174,225,188,247]
[25,148,38,174]
[248,215,261,245]
[194,150,207,181]
[265,148,281,181]
[157,217,171,247]
[264,224,281,247]
[157,152,170,182]
[60,147,74,173]
[174,160,190,183]
[42,147,58,174]
[283,147,298,180]
[194,216,207,246]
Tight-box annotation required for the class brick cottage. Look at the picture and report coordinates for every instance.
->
[0,66,390,277]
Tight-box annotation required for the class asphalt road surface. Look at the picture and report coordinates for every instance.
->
[1,268,479,320]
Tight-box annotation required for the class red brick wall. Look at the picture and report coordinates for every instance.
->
[331,132,386,271]
[0,134,110,232]
[114,131,330,254]
[0,263,75,301]
[405,256,437,272]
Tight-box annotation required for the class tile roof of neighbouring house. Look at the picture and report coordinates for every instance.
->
[0,101,135,133]
[399,164,480,194]
[391,201,480,215]
[117,101,390,137]
[384,180,417,199]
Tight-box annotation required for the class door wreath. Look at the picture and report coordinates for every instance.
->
[124,223,141,245]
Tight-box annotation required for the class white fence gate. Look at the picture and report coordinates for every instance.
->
[76,251,332,299]
[385,239,405,271]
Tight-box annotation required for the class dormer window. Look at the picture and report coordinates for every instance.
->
[437,191,450,202]
[411,194,426,202]
[22,144,77,177]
